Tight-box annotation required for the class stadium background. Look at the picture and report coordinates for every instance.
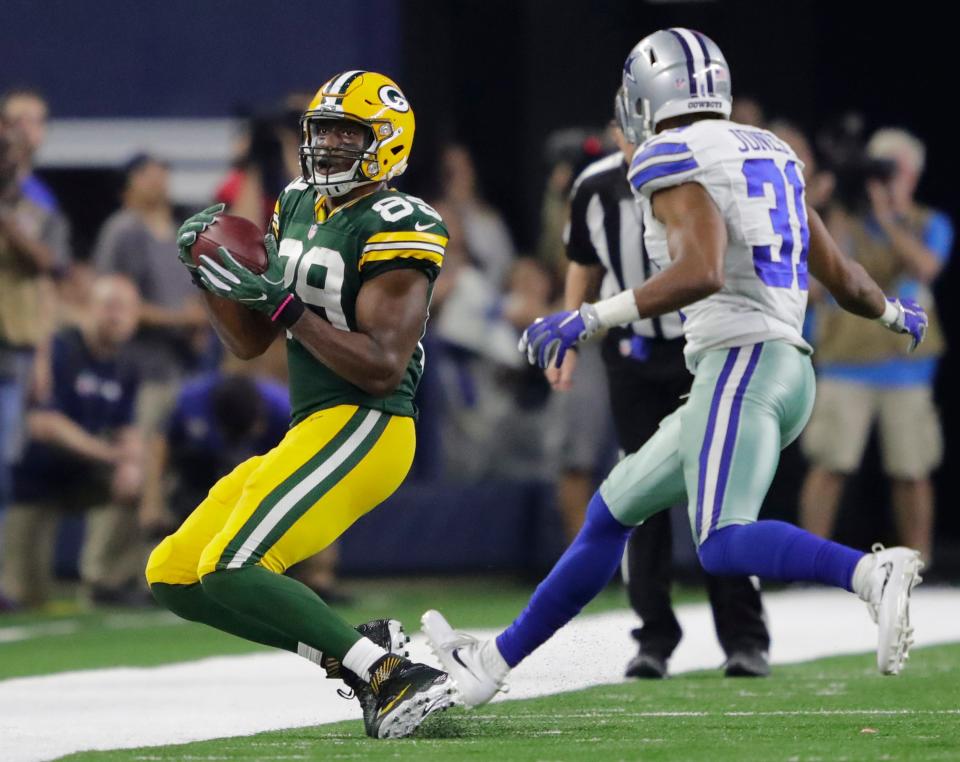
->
[1,0,958,579]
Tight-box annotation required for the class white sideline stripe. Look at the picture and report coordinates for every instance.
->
[0,612,182,644]
[226,410,382,568]
[1,588,959,762]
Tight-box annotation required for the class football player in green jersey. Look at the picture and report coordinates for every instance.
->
[146,71,454,739]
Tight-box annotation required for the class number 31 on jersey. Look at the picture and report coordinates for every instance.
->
[743,158,810,290]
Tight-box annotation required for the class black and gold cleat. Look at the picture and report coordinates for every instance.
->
[366,655,455,739]
[325,619,410,729]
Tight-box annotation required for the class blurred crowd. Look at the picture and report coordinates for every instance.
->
[0,87,952,612]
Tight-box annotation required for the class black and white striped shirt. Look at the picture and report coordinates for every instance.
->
[563,152,683,340]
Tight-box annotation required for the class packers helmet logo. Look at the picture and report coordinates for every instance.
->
[378,85,409,113]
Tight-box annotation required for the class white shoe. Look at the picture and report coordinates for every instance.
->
[421,609,508,707]
[856,544,924,675]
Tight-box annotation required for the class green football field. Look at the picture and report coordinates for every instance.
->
[3,579,959,761]
[58,644,960,762]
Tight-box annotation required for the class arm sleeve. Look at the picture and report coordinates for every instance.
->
[627,138,702,200]
[271,196,282,240]
[565,182,602,266]
[359,200,447,283]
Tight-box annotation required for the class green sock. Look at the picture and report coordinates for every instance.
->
[200,566,362,661]
[151,581,298,652]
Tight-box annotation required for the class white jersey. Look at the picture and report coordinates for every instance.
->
[627,119,812,370]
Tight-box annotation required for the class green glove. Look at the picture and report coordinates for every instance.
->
[197,233,305,327]
[176,203,225,283]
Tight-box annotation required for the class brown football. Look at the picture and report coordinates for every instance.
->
[191,214,268,274]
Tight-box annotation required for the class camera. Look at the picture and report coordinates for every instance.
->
[816,112,896,212]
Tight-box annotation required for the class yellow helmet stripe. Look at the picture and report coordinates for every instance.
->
[365,230,449,247]
[359,248,444,270]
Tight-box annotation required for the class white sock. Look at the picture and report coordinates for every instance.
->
[297,643,325,667]
[851,554,877,600]
[479,639,511,682]
[341,637,388,682]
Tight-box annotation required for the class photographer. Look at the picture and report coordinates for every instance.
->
[800,128,952,567]
[0,120,63,525]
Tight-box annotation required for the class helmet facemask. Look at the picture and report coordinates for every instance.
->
[615,86,654,145]
[299,114,380,198]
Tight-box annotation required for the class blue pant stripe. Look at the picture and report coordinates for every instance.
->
[695,347,740,538]
[709,343,764,535]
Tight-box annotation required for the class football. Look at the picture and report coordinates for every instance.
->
[191,214,268,274]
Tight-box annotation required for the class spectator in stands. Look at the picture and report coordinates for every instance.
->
[0,121,64,533]
[437,144,516,287]
[800,128,952,567]
[215,94,309,231]
[1,88,65,222]
[0,274,143,609]
[429,204,560,481]
[93,154,210,434]
[535,128,608,280]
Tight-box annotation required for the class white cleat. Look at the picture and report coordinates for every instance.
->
[421,609,508,708]
[858,544,924,675]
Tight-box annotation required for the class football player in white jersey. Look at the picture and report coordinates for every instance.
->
[423,28,929,706]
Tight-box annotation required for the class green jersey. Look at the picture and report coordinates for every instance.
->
[272,181,447,424]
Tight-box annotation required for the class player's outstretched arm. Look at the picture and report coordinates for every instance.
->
[807,205,928,351]
[588,182,728,328]
[519,183,726,369]
[288,268,430,398]
[806,205,886,319]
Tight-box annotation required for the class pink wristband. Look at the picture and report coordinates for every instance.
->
[270,294,296,322]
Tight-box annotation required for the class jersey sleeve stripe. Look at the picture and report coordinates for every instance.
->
[271,199,281,239]
[359,248,444,269]
[366,230,449,247]
[630,157,700,191]
[630,141,692,170]
[362,241,446,255]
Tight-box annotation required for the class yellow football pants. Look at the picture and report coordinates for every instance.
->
[145,405,414,586]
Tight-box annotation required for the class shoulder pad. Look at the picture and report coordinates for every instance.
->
[627,135,700,198]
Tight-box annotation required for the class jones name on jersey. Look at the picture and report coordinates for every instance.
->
[272,180,447,423]
[628,119,812,369]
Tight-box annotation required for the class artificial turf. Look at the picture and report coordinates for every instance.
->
[59,643,960,761]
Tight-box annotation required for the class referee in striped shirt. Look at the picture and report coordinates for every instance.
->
[549,103,770,679]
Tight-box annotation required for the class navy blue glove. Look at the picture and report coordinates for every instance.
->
[519,304,602,369]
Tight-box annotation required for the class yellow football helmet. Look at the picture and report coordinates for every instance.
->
[299,70,415,197]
